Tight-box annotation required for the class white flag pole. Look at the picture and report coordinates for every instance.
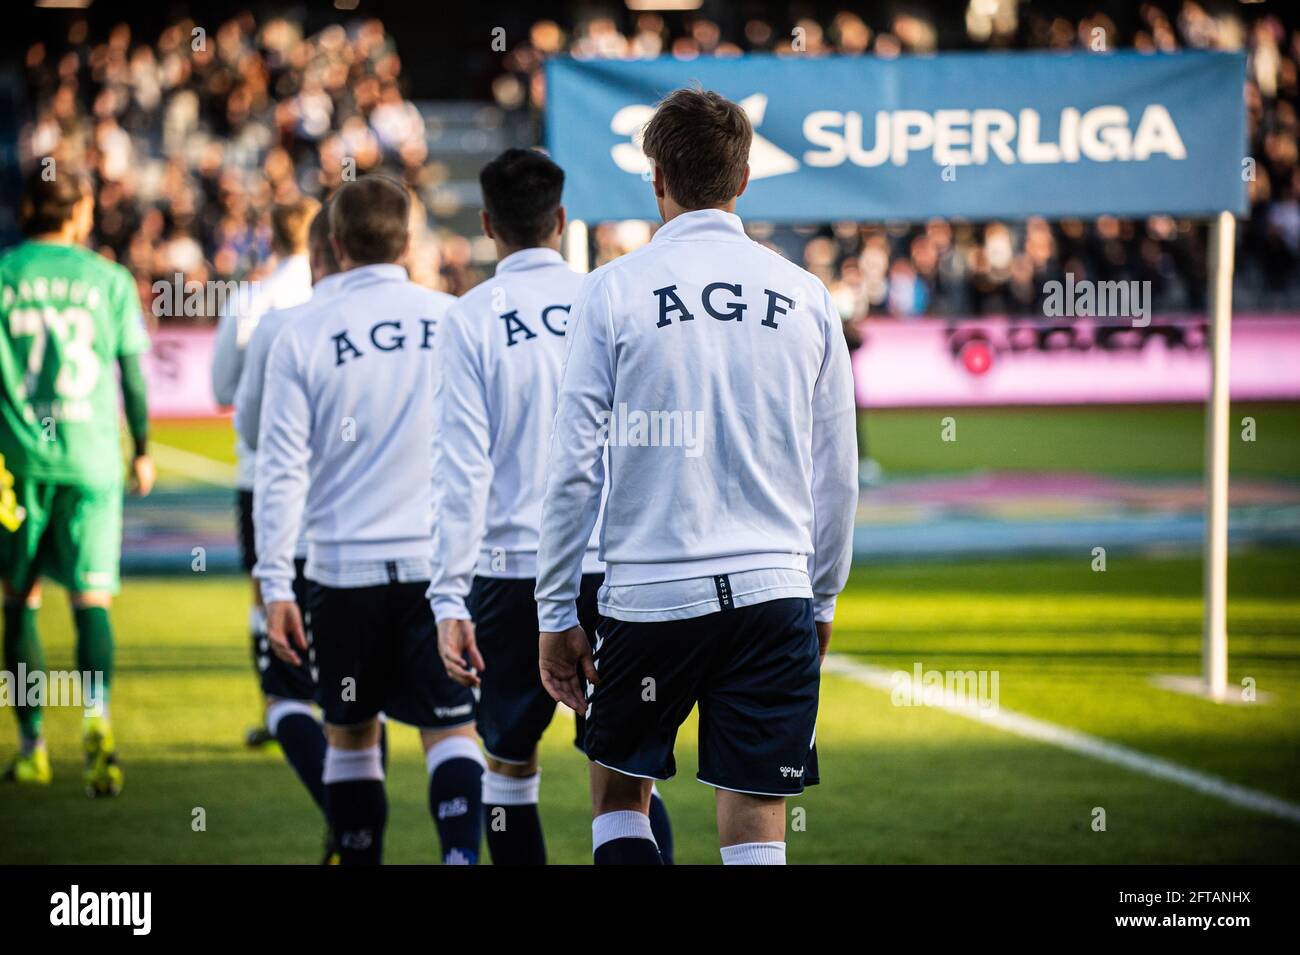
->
[1202,210,1236,702]
[563,219,589,273]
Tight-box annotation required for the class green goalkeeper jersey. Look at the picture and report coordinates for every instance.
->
[0,240,150,487]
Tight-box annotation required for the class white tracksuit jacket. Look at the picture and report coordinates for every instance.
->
[534,209,858,631]
[211,254,312,489]
[428,247,601,622]
[252,263,456,604]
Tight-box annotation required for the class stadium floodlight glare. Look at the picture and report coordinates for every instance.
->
[34,0,93,8]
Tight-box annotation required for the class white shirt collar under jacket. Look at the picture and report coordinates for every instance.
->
[495,246,567,274]
[336,262,408,289]
[651,208,750,244]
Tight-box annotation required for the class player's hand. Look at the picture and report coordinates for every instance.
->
[266,600,307,666]
[816,620,832,667]
[539,626,597,713]
[129,454,156,497]
[438,617,485,688]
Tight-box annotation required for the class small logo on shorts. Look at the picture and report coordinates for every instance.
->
[779,766,805,779]
[434,703,473,719]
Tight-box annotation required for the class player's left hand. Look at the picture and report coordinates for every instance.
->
[266,600,307,666]
[539,626,597,713]
[438,617,485,688]
[816,620,832,667]
[129,454,156,497]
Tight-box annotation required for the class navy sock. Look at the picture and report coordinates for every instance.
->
[323,746,386,865]
[594,837,664,865]
[483,770,545,865]
[269,703,326,812]
[648,790,674,865]
[324,780,386,864]
[593,810,663,866]
[427,737,484,865]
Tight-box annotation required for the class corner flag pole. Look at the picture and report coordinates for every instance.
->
[1203,210,1236,702]
[564,219,589,273]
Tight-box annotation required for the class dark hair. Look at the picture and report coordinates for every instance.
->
[20,168,89,236]
[308,198,340,274]
[641,87,752,210]
[479,148,565,249]
[329,175,410,265]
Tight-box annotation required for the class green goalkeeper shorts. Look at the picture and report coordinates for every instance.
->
[0,477,122,595]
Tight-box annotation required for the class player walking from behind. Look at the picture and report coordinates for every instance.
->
[256,176,483,865]
[0,170,155,795]
[233,202,344,861]
[430,149,672,865]
[536,89,858,865]
[211,198,315,750]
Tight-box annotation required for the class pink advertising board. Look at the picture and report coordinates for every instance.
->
[141,327,222,418]
[852,315,1300,407]
[142,316,1300,418]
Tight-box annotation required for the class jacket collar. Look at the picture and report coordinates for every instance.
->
[311,272,348,298]
[652,208,748,244]
[338,263,408,288]
[496,247,566,274]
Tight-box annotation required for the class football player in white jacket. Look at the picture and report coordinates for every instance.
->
[256,177,483,865]
[211,198,314,751]
[536,89,858,865]
[234,203,348,862]
[429,149,672,864]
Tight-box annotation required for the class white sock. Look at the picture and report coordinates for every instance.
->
[265,699,316,736]
[483,769,540,806]
[592,810,656,853]
[323,745,384,784]
[720,841,786,865]
[424,735,485,776]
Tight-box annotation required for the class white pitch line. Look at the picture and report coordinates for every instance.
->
[149,441,238,487]
[823,654,1300,826]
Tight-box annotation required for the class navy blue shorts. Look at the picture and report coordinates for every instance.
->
[583,596,821,796]
[309,578,476,730]
[236,489,257,573]
[466,573,602,763]
[253,558,318,702]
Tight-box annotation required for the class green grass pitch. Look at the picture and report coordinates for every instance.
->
[149,402,1300,480]
[860,401,1300,477]
[1,551,1296,864]
[3,406,1296,863]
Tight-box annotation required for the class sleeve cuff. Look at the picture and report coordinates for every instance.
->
[259,578,296,605]
[537,599,580,633]
[430,594,470,622]
[813,594,837,624]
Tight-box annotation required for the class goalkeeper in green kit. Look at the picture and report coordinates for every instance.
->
[0,170,154,796]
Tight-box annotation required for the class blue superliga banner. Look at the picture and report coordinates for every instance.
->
[545,52,1247,223]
